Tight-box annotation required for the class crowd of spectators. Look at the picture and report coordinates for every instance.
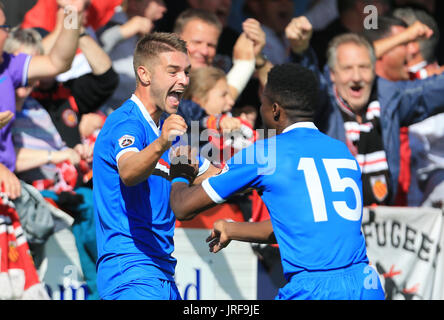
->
[2,0,444,299]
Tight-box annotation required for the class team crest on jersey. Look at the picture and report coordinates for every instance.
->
[62,109,78,127]
[370,175,388,202]
[119,135,135,148]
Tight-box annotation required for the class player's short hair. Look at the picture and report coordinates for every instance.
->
[327,33,376,71]
[173,8,222,35]
[4,27,44,55]
[264,63,319,120]
[393,7,440,64]
[133,32,188,83]
[183,66,226,102]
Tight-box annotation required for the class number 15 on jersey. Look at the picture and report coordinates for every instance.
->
[297,158,362,222]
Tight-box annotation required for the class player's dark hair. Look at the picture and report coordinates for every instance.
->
[264,63,318,121]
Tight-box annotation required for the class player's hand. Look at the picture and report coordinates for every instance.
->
[0,163,21,200]
[158,114,188,150]
[285,16,313,54]
[0,111,13,129]
[206,219,232,253]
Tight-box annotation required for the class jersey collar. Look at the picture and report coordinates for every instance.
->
[130,94,160,136]
[282,122,318,133]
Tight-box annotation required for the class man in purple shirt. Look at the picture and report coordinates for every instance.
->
[0,0,86,199]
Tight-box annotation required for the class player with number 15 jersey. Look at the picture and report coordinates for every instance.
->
[169,63,385,300]
[204,122,368,275]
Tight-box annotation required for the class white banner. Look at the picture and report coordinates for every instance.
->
[174,228,257,300]
[362,206,444,300]
[38,228,89,300]
[39,227,257,300]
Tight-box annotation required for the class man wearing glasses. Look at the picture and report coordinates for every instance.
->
[0,0,86,200]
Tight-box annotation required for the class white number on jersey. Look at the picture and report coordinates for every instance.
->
[297,158,362,222]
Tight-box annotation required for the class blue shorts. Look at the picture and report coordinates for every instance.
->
[276,263,385,300]
[101,278,182,300]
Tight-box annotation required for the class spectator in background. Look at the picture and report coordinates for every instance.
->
[242,0,295,66]
[5,28,92,191]
[310,0,391,68]
[182,66,257,164]
[155,0,238,60]
[173,8,268,103]
[287,16,444,206]
[21,0,121,82]
[30,7,118,155]
[305,0,339,31]
[392,7,444,208]
[363,16,434,205]
[5,26,101,300]
[0,0,84,200]
[392,8,441,78]
[96,0,167,113]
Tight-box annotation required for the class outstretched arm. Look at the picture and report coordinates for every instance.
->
[373,20,433,58]
[170,182,217,221]
[206,219,276,253]
[27,1,87,82]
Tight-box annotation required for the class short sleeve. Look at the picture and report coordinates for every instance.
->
[201,143,266,203]
[8,53,31,88]
[111,119,147,165]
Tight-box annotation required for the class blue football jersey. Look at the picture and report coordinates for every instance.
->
[93,94,208,297]
[202,122,368,281]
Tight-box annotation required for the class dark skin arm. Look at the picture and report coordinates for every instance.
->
[170,182,217,221]
[170,179,277,252]
[206,219,276,253]
[169,145,222,220]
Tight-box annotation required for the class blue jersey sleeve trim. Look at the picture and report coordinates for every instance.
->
[202,178,225,204]
[171,177,191,185]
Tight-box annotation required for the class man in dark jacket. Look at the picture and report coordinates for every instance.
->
[286,15,444,206]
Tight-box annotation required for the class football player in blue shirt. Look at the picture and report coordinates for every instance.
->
[93,32,216,300]
[169,63,386,300]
